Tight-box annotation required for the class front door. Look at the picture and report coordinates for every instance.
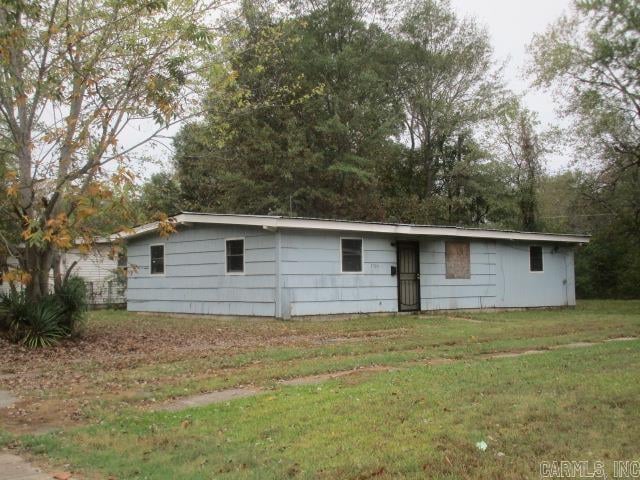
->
[397,241,420,312]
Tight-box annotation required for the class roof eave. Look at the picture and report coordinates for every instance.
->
[118,213,590,244]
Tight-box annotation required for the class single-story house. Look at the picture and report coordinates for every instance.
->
[122,212,589,317]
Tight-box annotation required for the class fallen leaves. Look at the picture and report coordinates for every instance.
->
[0,311,404,434]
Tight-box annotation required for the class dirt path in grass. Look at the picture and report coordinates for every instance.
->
[0,312,635,434]
[0,335,637,480]
[2,336,638,424]
[156,336,638,412]
[0,318,407,433]
[0,452,51,480]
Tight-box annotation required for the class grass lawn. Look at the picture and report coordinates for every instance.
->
[1,300,639,479]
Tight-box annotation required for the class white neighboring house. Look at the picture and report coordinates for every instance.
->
[59,240,126,306]
[1,239,126,307]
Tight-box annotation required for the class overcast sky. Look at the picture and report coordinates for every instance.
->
[133,0,574,178]
[451,0,573,170]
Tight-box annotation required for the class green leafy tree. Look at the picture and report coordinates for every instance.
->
[492,102,556,231]
[387,0,505,223]
[175,0,403,220]
[138,172,183,221]
[530,0,640,298]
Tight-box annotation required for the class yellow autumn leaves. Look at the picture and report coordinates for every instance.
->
[21,212,73,249]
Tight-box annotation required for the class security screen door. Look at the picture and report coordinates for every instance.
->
[397,242,420,312]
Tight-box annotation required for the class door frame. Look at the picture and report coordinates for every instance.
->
[396,240,421,312]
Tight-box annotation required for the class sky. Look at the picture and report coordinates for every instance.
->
[132,0,575,178]
[451,0,573,170]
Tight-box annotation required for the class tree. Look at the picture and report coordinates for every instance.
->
[0,0,219,300]
[174,0,403,220]
[530,0,640,233]
[530,0,640,298]
[138,171,183,221]
[388,0,504,223]
[493,102,554,231]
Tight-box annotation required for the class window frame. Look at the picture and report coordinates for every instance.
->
[117,251,128,269]
[149,243,165,276]
[340,237,364,274]
[529,245,544,273]
[225,237,245,275]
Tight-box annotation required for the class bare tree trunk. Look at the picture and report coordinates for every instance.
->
[23,244,53,301]
[52,252,62,293]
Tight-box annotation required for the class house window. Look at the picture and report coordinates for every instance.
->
[445,241,470,279]
[150,245,164,275]
[530,246,543,272]
[341,238,362,272]
[226,238,244,273]
[117,252,127,269]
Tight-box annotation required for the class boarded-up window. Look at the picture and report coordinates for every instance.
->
[529,246,543,272]
[445,241,470,279]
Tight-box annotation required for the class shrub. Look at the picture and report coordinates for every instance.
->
[54,276,88,335]
[0,277,88,348]
[576,225,640,299]
[1,292,65,348]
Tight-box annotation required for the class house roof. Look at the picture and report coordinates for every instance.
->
[118,212,590,244]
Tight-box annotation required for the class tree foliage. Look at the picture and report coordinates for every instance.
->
[530,0,640,298]
[176,0,402,219]
[388,0,502,213]
[1,0,632,301]
[0,0,219,299]
[174,0,513,225]
[491,101,559,230]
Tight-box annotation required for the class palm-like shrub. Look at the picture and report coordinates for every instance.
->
[1,292,65,348]
[1,277,88,348]
[16,301,66,348]
[55,276,88,335]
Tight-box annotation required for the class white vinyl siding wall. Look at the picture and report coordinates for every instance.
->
[1,245,123,306]
[62,244,124,305]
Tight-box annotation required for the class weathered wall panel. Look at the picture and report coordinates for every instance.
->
[420,239,498,310]
[493,243,575,308]
[127,224,276,315]
[419,239,575,310]
[280,230,397,316]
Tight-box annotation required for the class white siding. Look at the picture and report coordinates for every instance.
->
[1,246,123,306]
[61,245,123,305]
